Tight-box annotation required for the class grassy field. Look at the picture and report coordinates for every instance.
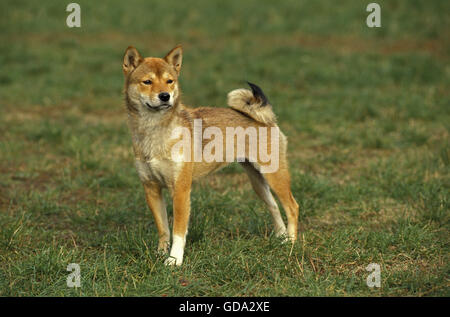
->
[0,0,449,296]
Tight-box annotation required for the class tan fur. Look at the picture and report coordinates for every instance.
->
[123,45,299,266]
[143,182,170,252]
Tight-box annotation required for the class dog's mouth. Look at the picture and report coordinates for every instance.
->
[145,102,172,111]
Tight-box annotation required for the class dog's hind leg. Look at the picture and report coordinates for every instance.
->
[143,182,170,253]
[263,166,299,242]
[241,162,287,238]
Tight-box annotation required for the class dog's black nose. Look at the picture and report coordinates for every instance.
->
[158,92,170,102]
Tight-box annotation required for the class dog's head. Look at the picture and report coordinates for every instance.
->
[122,45,182,112]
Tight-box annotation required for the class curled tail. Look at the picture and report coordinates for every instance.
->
[227,82,277,125]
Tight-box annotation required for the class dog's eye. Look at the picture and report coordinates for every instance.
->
[167,79,174,84]
[143,80,152,85]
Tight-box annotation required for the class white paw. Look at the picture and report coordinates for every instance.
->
[164,256,182,266]
[280,235,290,244]
[275,230,289,243]
[164,235,185,266]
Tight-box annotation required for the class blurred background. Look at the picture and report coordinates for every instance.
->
[0,0,448,296]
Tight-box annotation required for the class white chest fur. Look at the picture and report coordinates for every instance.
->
[135,157,181,187]
[130,114,185,188]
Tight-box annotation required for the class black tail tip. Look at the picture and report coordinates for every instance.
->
[247,81,269,106]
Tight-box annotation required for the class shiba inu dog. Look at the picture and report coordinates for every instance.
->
[122,45,299,266]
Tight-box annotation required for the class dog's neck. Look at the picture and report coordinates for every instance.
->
[126,98,185,160]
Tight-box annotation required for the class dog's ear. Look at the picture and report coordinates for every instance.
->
[164,44,183,75]
[123,46,143,76]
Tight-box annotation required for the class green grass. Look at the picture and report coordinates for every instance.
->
[0,0,449,296]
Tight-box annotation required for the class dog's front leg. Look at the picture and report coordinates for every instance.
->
[143,182,170,253]
[165,164,193,266]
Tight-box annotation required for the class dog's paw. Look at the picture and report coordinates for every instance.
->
[157,242,170,255]
[280,235,290,244]
[276,232,297,244]
[164,256,182,266]
[275,230,289,243]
